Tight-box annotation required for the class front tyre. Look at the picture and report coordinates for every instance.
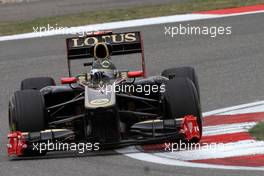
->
[9,90,47,156]
[162,77,202,139]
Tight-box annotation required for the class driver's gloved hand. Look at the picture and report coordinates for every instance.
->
[93,71,104,80]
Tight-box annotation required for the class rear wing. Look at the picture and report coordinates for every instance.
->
[66,31,146,77]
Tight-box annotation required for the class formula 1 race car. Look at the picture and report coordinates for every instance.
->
[7,31,202,157]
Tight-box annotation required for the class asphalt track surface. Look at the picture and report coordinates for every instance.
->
[0,12,264,176]
[0,0,187,22]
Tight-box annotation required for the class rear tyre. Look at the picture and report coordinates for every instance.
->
[21,77,55,90]
[9,90,47,156]
[162,77,202,140]
[162,67,200,100]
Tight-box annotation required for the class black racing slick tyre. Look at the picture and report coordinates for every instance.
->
[162,77,202,138]
[9,90,47,156]
[9,90,46,132]
[161,67,200,100]
[21,77,55,90]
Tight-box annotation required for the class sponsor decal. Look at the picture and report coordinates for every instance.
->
[69,32,139,48]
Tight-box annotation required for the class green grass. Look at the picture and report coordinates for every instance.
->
[249,122,264,140]
[1,0,264,36]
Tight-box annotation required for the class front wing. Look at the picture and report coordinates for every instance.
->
[7,115,200,157]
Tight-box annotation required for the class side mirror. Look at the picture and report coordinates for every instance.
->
[127,71,144,78]
[61,77,77,84]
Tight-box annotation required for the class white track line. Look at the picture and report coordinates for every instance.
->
[0,14,217,42]
[219,104,264,115]
[1,9,264,42]
[203,122,256,136]
[117,145,264,171]
[202,100,264,116]
[153,140,264,161]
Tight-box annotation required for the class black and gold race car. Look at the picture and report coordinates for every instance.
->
[7,31,202,157]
